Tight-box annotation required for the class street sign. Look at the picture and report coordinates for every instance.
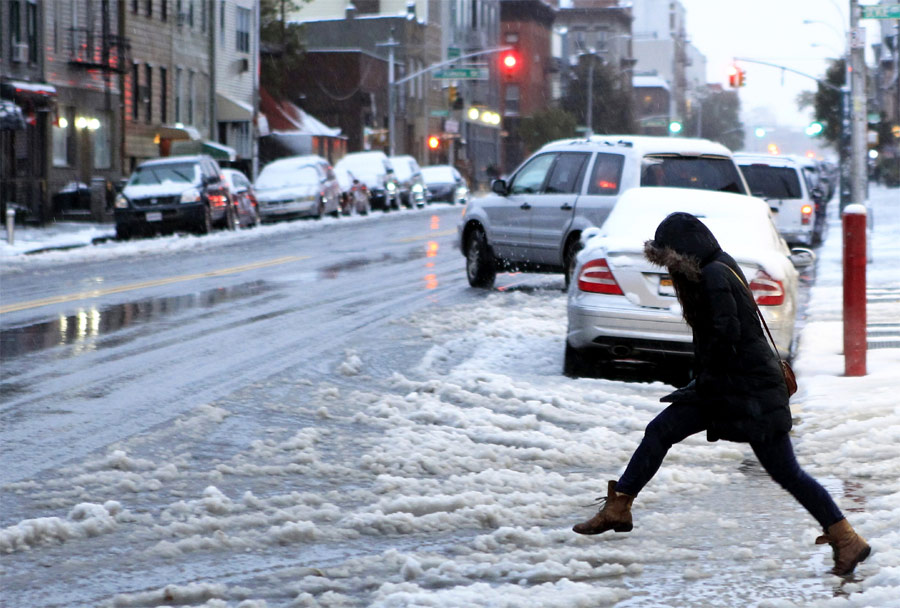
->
[445,119,460,134]
[448,47,461,60]
[861,4,900,19]
[430,109,450,117]
[849,27,866,49]
[434,67,489,80]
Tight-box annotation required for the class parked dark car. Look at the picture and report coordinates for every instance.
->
[114,155,236,239]
[422,165,468,205]
[222,168,260,228]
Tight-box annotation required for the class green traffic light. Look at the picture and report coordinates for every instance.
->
[668,121,683,134]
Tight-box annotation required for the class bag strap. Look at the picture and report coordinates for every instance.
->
[715,262,781,356]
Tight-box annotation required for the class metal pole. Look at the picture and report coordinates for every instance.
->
[6,208,14,245]
[849,0,867,209]
[586,53,594,137]
[843,204,867,375]
[377,32,400,156]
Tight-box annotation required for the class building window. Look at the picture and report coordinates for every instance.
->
[145,64,153,123]
[10,1,21,59]
[132,64,140,121]
[219,1,226,45]
[26,0,38,63]
[94,112,112,170]
[146,0,153,17]
[188,71,195,124]
[160,67,168,123]
[132,0,139,13]
[52,108,73,167]
[161,0,167,21]
[175,68,182,122]
[200,0,206,32]
[188,0,194,27]
[504,85,520,116]
[236,7,250,53]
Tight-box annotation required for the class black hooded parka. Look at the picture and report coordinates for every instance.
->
[644,212,792,443]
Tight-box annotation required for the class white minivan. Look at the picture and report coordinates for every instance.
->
[735,153,820,246]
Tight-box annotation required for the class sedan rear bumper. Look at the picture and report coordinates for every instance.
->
[567,302,693,359]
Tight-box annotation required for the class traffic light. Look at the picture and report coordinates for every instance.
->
[668,120,683,135]
[806,121,824,136]
[727,65,746,88]
[500,50,520,79]
[427,135,441,150]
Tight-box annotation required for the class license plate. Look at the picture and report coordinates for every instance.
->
[146,211,163,222]
[658,275,675,296]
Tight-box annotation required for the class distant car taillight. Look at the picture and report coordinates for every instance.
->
[209,194,227,207]
[801,204,813,225]
[750,271,785,306]
[578,258,624,295]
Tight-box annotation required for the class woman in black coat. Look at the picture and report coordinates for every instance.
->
[572,212,870,576]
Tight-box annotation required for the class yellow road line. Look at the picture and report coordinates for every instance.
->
[392,229,457,243]
[0,255,308,315]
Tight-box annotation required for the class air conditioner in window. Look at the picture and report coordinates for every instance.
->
[238,58,249,73]
[12,42,28,63]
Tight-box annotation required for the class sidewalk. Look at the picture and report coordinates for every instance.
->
[0,221,114,257]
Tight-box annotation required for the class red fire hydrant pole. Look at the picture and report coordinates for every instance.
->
[843,204,867,376]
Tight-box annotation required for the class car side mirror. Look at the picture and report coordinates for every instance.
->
[491,179,508,196]
[789,247,816,269]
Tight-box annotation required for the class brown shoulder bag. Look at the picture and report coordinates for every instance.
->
[718,263,798,397]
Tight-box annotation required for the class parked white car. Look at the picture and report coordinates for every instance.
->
[565,187,815,381]
[254,155,342,221]
[735,153,821,246]
[459,135,750,289]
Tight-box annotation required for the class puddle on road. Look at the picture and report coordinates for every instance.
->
[0,280,272,360]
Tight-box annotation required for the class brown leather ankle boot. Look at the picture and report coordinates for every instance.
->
[815,518,871,575]
[573,480,634,535]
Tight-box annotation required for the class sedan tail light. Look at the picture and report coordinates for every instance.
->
[749,271,785,306]
[577,258,624,295]
[801,204,813,225]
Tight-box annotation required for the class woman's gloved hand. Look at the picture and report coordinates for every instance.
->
[660,378,697,403]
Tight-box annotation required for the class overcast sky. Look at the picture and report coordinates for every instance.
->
[679,0,884,129]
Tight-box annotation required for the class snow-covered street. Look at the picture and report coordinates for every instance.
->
[1,188,899,607]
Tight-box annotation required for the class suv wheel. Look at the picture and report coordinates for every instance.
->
[465,226,496,288]
[116,225,132,241]
[224,205,237,231]
[196,205,212,235]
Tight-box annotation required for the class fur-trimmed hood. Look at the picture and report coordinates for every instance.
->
[644,212,722,282]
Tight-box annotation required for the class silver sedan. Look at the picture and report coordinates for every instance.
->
[565,187,814,380]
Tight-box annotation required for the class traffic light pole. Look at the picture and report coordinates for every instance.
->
[849,0,867,212]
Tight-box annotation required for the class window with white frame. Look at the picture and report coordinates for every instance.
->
[94,111,112,169]
[52,108,72,167]
[504,85,520,116]
[236,7,250,53]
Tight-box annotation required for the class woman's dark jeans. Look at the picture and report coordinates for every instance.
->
[615,401,844,530]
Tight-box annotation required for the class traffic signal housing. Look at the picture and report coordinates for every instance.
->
[728,64,746,88]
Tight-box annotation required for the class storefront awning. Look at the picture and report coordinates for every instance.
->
[1,80,57,104]
[216,93,253,122]
[202,140,237,161]
[156,124,203,141]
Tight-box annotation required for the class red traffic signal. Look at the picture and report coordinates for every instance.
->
[728,64,746,88]
[500,50,520,77]
[427,135,441,150]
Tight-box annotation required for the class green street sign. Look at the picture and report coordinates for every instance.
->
[448,47,461,59]
[434,67,489,80]
[861,4,900,19]
[430,109,450,117]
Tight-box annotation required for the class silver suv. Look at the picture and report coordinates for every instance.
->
[457,135,750,288]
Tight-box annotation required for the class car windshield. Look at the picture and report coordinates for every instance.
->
[392,160,413,181]
[740,165,802,199]
[640,155,747,194]
[422,166,455,182]
[256,165,320,190]
[128,162,201,186]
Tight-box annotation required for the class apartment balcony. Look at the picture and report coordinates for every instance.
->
[67,28,130,73]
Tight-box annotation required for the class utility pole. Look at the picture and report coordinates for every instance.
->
[377,31,400,156]
[848,0,868,209]
[586,50,596,137]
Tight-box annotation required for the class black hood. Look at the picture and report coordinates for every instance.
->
[644,212,723,281]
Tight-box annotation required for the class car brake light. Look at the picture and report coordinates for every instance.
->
[801,204,813,225]
[749,271,785,306]
[209,194,227,207]
[578,258,624,295]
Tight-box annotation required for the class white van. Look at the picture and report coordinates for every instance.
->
[735,153,820,246]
